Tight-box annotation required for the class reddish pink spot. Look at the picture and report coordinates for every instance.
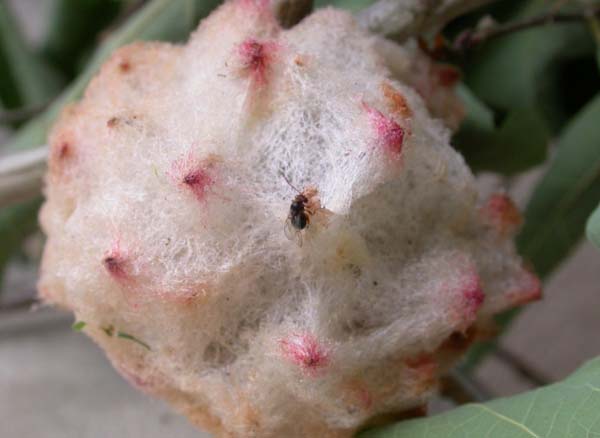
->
[170,153,221,203]
[118,60,132,73]
[103,239,131,282]
[103,255,128,280]
[116,364,153,393]
[57,142,71,160]
[508,268,542,306]
[279,333,329,375]
[481,193,522,235]
[238,38,279,87]
[183,169,214,201]
[460,274,485,327]
[363,102,405,158]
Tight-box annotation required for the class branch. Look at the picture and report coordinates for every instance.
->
[356,0,496,41]
[494,346,552,387]
[453,4,600,52]
[0,146,47,209]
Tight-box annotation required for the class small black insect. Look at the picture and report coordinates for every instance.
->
[281,174,320,245]
[289,192,310,230]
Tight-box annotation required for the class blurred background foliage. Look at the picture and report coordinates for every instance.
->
[0,0,599,397]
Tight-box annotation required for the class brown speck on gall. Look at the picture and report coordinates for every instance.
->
[481,193,523,236]
[118,60,132,73]
[58,142,71,160]
[107,117,119,128]
[381,82,412,118]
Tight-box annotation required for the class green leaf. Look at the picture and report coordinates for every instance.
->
[0,2,62,110]
[3,0,221,153]
[359,356,600,438]
[463,92,600,371]
[71,321,87,331]
[587,203,600,250]
[587,13,600,72]
[117,331,152,351]
[454,85,549,174]
[465,5,595,134]
[517,93,600,278]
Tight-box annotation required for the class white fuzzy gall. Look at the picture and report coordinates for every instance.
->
[39,1,540,436]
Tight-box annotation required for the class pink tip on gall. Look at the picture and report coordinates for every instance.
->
[103,239,130,281]
[237,38,279,87]
[481,193,522,235]
[362,102,405,158]
[381,82,412,119]
[103,254,128,280]
[461,274,485,326]
[507,267,542,306]
[279,333,329,375]
[170,153,222,203]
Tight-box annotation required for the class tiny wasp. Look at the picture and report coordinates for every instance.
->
[281,173,320,246]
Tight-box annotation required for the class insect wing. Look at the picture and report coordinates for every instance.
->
[284,219,303,247]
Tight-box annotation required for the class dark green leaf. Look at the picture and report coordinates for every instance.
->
[463,92,600,371]
[359,356,600,438]
[72,321,87,331]
[42,0,124,77]
[454,86,549,174]
[465,5,595,133]
[0,2,62,111]
[4,0,221,153]
[0,198,42,291]
[117,331,151,351]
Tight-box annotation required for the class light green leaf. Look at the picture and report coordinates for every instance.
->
[4,0,221,152]
[315,0,373,12]
[117,331,152,351]
[517,93,600,278]
[359,356,600,438]
[71,321,87,331]
[586,203,600,250]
